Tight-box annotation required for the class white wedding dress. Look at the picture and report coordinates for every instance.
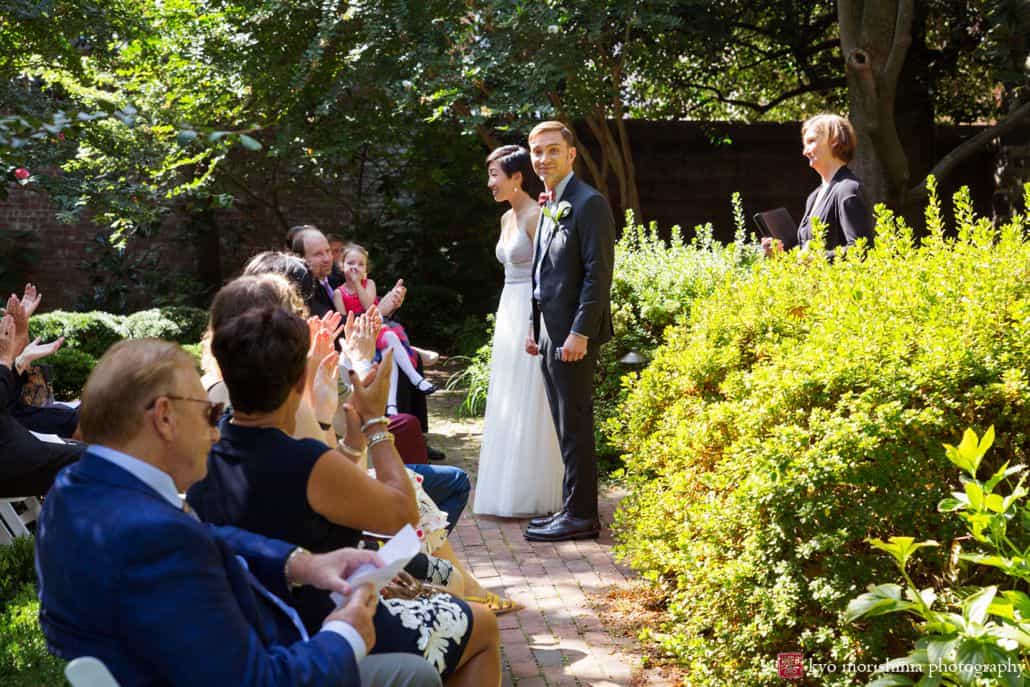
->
[473,210,564,517]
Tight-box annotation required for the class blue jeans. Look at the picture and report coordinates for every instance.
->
[406,463,470,533]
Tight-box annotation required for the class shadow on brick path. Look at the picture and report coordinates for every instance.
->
[424,369,645,687]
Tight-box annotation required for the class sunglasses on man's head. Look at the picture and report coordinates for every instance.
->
[145,395,225,427]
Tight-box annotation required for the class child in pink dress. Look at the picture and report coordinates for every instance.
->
[333,243,436,414]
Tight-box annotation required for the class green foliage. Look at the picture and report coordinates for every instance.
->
[123,307,208,344]
[45,348,96,401]
[610,186,1030,685]
[27,307,206,398]
[0,537,36,609]
[445,314,495,419]
[29,311,127,359]
[0,538,67,686]
[595,210,760,465]
[847,427,1029,685]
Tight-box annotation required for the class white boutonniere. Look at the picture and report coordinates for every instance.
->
[542,200,573,224]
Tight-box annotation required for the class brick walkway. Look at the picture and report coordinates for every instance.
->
[426,381,641,687]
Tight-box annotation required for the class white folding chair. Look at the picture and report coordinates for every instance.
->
[65,657,121,687]
[0,497,42,543]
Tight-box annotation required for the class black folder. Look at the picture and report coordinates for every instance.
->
[753,208,798,245]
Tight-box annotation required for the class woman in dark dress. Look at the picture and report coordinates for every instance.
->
[763,114,873,258]
[187,303,500,685]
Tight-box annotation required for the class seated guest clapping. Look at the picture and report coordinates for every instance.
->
[35,338,445,687]
[220,262,472,530]
[188,305,501,683]
[196,275,501,609]
[0,292,83,497]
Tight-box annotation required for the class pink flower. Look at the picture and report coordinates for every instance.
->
[13,168,30,181]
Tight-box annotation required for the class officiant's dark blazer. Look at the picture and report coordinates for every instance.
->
[793,165,873,256]
[530,174,616,347]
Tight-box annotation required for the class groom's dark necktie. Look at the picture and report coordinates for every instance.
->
[321,278,334,303]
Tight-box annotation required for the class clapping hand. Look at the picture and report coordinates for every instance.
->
[17,336,65,371]
[319,310,345,342]
[346,348,393,420]
[379,280,405,317]
[306,319,340,423]
[20,284,41,318]
[3,294,29,356]
[342,309,381,368]
[0,314,15,366]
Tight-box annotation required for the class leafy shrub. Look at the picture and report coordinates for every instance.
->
[0,538,67,686]
[595,200,760,464]
[28,311,126,359]
[847,427,1028,685]
[610,182,1030,685]
[0,537,36,609]
[123,306,207,343]
[45,349,97,401]
[0,585,66,686]
[445,314,495,418]
[24,307,206,398]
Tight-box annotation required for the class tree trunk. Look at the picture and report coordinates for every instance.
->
[893,3,935,223]
[838,0,915,211]
[992,93,1030,220]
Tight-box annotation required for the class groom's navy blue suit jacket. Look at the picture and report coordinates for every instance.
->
[530,174,616,347]
[36,450,360,687]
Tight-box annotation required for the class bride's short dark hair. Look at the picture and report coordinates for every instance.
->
[486,145,544,199]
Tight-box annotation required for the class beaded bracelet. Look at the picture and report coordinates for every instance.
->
[360,416,390,433]
[337,441,363,459]
[367,431,394,449]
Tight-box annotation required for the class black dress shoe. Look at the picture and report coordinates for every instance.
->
[523,513,600,542]
[426,445,446,461]
[528,510,564,528]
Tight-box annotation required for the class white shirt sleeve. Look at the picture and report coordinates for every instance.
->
[320,620,367,662]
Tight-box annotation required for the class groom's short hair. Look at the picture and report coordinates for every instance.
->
[529,121,575,148]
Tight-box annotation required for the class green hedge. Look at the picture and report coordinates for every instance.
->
[609,183,1030,685]
[594,202,759,465]
[122,307,208,343]
[28,311,127,360]
[25,306,206,400]
[0,538,66,686]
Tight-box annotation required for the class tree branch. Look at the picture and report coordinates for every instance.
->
[837,0,861,56]
[682,78,846,115]
[884,0,915,91]
[908,99,1030,200]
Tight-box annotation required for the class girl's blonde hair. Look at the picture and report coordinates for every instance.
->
[341,242,371,272]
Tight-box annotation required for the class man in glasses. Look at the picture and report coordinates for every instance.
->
[36,338,442,687]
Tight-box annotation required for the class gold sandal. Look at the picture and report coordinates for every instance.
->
[466,591,522,615]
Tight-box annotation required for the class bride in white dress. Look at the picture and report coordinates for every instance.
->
[474,145,564,517]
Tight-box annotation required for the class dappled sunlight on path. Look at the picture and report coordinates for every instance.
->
[426,367,652,687]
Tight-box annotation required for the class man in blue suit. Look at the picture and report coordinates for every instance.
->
[35,338,439,686]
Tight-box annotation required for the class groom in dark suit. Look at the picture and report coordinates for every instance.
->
[524,121,615,542]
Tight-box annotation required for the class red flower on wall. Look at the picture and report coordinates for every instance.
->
[13,168,30,181]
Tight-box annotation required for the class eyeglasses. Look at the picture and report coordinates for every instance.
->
[145,395,225,428]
